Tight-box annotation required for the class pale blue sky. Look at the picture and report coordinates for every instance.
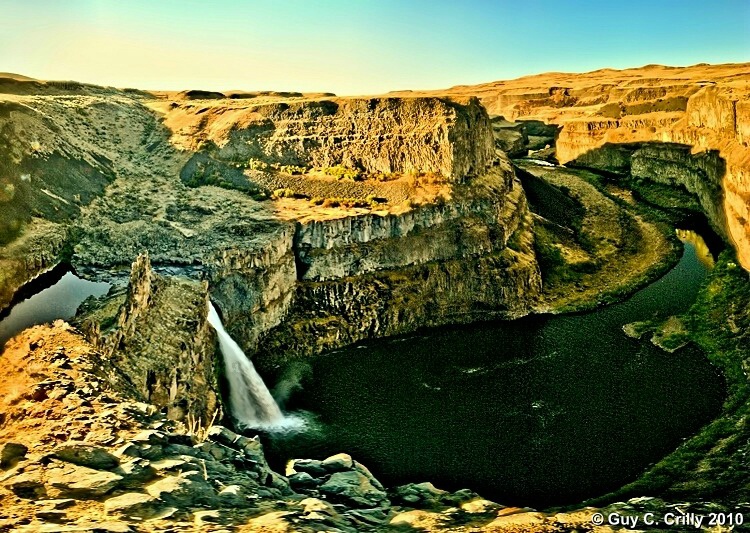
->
[1,0,748,94]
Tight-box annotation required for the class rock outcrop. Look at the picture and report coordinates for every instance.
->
[66,94,540,366]
[0,87,542,431]
[0,83,178,312]
[77,254,220,424]
[258,162,540,360]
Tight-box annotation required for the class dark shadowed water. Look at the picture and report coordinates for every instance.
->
[0,266,111,348]
[265,233,726,508]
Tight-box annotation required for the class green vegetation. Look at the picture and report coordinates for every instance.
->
[185,165,232,189]
[233,157,439,185]
[625,176,703,212]
[268,188,386,209]
[532,223,598,285]
[272,188,304,199]
[506,227,524,253]
[184,160,267,200]
[319,165,363,181]
[279,164,306,175]
[246,158,270,172]
[685,252,750,401]
[242,159,308,175]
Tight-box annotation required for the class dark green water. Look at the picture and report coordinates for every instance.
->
[0,266,111,348]
[265,234,726,508]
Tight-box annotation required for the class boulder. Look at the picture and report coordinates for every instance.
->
[206,425,240,447]
[146,474,216,506]
[131,430,168,445]
[0,442,28,468]
[288,471,320,490]
[239,435,265,458]
[150,457,192,473]
[287,458,326,478]
[266,471,293,494]
[33,498,75,510]
[322,453,354,472]
[4,469,46,498]
[46,463,123,498]
[353,460,385,491]
[461,498,503,514]
[391,482,449,508]
[113,458,157,488]
[319,470,388,508]
[193,440,239,461]
[52,444,119,470]
[299,497,338,517]
[104,492,163,519]
[218,484,252,508]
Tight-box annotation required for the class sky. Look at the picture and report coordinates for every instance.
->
[1,0,748,95]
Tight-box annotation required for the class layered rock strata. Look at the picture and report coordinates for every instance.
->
[0,84,172,311]
[258,162,540,360]
[0,89,542,419]
[131,95,540,361]
[161,96,496,182]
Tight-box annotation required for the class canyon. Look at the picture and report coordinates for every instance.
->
[0,63,748,531]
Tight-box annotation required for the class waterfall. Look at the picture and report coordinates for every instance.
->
[207,303,284,428]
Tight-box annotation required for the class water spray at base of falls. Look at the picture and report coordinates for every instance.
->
[207,302,284,429]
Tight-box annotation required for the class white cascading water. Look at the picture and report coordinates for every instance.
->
[207,302,284,428]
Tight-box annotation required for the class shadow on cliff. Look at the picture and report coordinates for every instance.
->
[566,141,729,242]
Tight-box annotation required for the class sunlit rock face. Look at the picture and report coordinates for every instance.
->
[152,95,541,361]
[162,96,496,183]
[258,160,541,361]
[428,64,750,270]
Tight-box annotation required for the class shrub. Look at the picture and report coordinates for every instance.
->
[365,195,387,208]
[272,188,298,199]
[279,164,307,175]
[248,159,270,171]
[321,165,362,181]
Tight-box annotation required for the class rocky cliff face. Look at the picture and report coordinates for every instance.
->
[423,63,750,269]
[294,163,516,282]
[138,95,540,361]
[199,156,540,363]
[557,86,746,247]
[206,225,298,352]
[571,141,728,235]
[0,84,175,312]
[258,163,540,361]
[161,96,496,182]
